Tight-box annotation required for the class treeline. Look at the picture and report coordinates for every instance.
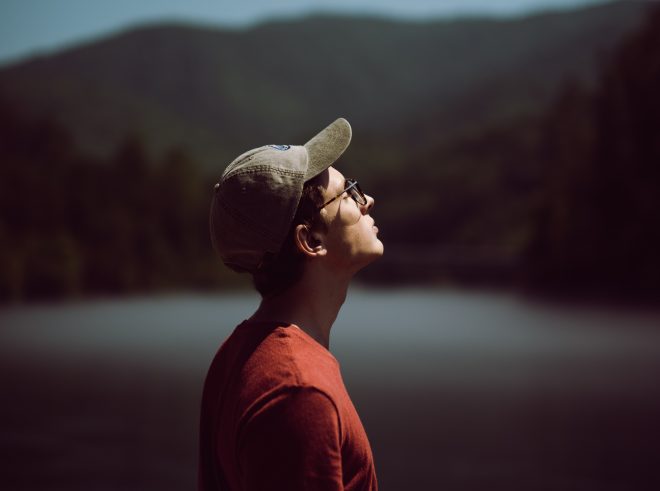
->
[525,5,660,299]
[0,105,238,301]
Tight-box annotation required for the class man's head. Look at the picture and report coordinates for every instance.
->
[210,118,382,296]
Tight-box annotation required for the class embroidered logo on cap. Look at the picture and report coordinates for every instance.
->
[268,145,290,151]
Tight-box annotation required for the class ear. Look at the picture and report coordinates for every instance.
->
[294,224,327,259]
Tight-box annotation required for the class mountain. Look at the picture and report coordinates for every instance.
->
[0,1,650,172]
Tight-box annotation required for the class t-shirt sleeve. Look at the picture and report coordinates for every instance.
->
[237,386,344,491]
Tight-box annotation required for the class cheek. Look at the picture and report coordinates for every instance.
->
[334,202,362,227]
[335,221,375,255]
[323,225,357,265]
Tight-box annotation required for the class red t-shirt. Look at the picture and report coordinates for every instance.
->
[199,320,378,491]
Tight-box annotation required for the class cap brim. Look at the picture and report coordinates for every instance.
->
[303,118,352,181]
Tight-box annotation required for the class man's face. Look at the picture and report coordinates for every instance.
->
[317,166,384,274]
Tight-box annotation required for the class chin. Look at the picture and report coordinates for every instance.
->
[372,239,384,259]
[354,241,384,273]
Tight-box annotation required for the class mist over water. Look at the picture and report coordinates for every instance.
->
[2,289,659,490]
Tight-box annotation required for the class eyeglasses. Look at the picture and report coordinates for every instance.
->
[317,178,367,211]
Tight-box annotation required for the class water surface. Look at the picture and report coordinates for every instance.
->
[1,289,659,490]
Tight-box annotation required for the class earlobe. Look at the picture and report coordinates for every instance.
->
[294,224,327,258]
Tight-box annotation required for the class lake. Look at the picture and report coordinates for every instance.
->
[1,288,660,490]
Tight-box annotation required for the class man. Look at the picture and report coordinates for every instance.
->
[199,118,383,490]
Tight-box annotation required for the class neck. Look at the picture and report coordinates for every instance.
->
[249,266,351,349]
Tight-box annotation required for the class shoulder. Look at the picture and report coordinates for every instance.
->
[279,326,345,400]
[239,322,341,389]
[211,321,346,417]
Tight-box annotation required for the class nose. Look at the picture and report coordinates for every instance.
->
[361,194,375,214]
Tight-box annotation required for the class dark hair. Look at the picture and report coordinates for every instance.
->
[252,174,327,297]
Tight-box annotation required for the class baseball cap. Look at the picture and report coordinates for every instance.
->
[210,117,352,273]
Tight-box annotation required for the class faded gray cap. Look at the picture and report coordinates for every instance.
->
[210,118,352,273]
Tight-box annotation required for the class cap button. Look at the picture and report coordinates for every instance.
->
[213,183,220,192]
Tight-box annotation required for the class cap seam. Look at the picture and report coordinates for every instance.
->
[222,154,256,177]
[225,165,305,180]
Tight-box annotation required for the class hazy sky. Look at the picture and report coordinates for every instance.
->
[0,0,611,65]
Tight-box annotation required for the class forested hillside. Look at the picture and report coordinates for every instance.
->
[1,1,658,301]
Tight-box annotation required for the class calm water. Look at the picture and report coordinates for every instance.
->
[1,288,660,490]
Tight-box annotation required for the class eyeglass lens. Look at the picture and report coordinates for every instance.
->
[347,180,367,205]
